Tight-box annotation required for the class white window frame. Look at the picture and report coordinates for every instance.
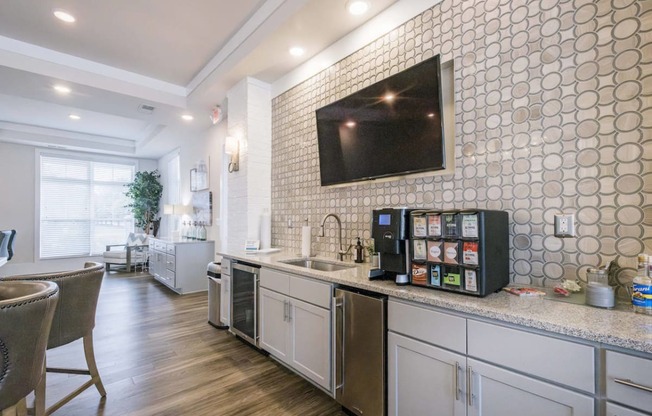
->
[35,148,139,260]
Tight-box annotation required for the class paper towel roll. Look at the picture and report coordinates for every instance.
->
[301,225,311,257]
[260,210,271,249]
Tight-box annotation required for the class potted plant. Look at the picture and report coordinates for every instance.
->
[124,170,163,236]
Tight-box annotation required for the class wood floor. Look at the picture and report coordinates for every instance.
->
[40,271,345,416]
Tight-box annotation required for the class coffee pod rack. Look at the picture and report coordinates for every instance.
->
[409,209,509,297]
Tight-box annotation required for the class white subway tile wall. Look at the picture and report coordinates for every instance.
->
[271,0,651,291]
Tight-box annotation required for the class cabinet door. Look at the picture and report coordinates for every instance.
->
[388,332,467,416]
[259,288,291,364]
[289,297,331,390]
[220,275,230,326]
[606,402,649,416]
[468,359,594,416]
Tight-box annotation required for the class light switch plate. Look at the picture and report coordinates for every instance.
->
[554,213,576,238]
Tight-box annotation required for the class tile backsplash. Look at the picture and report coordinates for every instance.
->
[271,0,651,290]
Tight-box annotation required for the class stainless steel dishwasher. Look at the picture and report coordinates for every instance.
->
[335,287,387,416]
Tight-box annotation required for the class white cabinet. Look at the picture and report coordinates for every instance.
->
[260,288,290,362]
[468,359,594,416]
[259,268,332,391]
[289,297,331,389]
[606,402,650,416]
[388,298,595,416]
[388,332,466,416]
[605,350,652,414]
[149,238,214,294]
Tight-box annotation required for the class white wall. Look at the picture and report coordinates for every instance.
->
[157,119,226,254]
[0,141,157,275]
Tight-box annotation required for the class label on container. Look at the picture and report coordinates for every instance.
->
[413,240,427,260]
[444,269,461,286]
[463,241,479,265]
[430,264,441,286]
[462,214,479,238]
[413,216,427,237]
[465,269,478,292]
[412,263,427,285]
[427,240,443,262]
[632,281,652,309]
[444,242,458,264]
[427,215,442,237]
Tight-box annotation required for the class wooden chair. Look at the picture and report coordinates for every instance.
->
[103,232,149,272]
[0,281,59,416]
[1,262,105,416]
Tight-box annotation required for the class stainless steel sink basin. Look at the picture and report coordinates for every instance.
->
[280,259,355,272]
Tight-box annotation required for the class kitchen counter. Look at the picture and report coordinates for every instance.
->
[219,248,652,354]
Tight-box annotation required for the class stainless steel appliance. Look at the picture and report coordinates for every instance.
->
[372,208,412,285]
[207,262,227,329]
[335,287,387,416]
[230,261,260,347]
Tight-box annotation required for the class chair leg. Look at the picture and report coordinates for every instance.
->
[83,333,106,397]
[34,360,46,416]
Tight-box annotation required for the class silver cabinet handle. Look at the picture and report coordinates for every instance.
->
[335,297,345,393]
[454,362,461,401]
[614,378,652,394]
[283,300,288,322]
[287,301,292,322]
[467,366,473,406]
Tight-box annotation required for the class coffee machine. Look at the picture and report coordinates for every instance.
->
[371,208,412,284]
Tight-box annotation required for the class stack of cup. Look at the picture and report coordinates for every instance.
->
[585,268,615,308]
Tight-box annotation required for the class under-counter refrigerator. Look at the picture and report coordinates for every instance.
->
[335,287,387,416]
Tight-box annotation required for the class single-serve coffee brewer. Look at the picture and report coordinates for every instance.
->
[371,208,412,284]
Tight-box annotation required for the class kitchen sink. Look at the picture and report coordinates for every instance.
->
[280,259,356,272]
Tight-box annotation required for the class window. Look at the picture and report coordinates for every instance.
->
[39,153,135,259]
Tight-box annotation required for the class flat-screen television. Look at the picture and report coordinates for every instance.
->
[315,54,445,186]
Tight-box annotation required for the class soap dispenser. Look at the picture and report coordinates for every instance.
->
[354,237,364,263]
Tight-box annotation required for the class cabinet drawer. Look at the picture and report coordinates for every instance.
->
[165,268,176,286]
[289,276,331,309]
[388,299,466,353]
[166,244,175,255]
[467,320,595,393]
[606,350,652,411]
[261,268,290,294]
[153,240,166,251]
[606,402,650,416]
[165,254,175,271]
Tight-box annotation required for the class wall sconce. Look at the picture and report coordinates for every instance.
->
[225,136,240,173]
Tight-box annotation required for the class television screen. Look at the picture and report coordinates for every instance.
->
[315,54,445,186]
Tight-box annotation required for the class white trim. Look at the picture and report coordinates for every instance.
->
[272,0,443,97]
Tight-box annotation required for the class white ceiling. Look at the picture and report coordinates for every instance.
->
[0,0,397,159]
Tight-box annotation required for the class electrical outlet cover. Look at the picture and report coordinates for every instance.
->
[554,214,576,238]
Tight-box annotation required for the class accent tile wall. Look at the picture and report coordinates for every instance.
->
[271,0,651,290]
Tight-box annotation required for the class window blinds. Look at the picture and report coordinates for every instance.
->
[40,154,135,259]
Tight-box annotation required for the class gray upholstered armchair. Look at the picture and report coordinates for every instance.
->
[0,281,59,416]
[1,262,105,416]
[103,232,149,272]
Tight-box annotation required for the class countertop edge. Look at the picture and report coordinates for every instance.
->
[219,249,652,355]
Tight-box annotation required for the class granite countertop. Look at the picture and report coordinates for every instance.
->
[151,237,214,244]
[218,248,652,355]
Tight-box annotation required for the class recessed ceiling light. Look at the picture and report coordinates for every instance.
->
[69,114,81,120]
[53,84,71,94]
[427,113,435,118]
[347,0,370,15]
[384,93,395,102]
[345,121,356,128]
[53,9,76,23]
[181,114,194,121]
[289,47,305,57]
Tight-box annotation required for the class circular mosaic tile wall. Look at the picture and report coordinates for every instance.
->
[271,0,651,291]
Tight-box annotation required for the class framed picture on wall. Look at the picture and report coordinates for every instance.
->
[191,190,212,225]
[190,159,209,192]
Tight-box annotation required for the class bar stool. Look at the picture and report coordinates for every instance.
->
[0,281,59,416]
[1,262,105,415]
